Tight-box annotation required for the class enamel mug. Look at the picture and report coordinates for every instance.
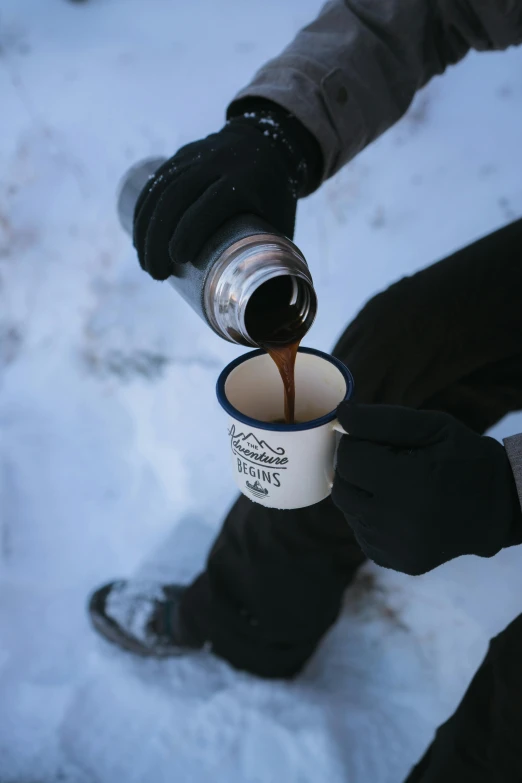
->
[217,348,354,509]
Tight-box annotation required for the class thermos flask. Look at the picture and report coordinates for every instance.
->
[117,157,317,347]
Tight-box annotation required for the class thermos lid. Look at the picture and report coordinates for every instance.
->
[117,157,166,237]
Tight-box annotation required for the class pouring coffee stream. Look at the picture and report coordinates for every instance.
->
[261,340,300,425]
[243,273,305,424]
[117,157,318,424]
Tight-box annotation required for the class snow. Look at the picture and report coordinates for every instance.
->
[1,0,522,780]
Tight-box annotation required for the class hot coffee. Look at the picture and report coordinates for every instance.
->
[262,340,300,424]
[243,276,305,424]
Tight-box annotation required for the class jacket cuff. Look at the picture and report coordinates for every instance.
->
[504,433,522,514]
[226,97,323,196]
[231,57,367,184]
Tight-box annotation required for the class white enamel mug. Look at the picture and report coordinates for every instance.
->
[216,348,354,510]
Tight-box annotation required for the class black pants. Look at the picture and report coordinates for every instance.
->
[405,613,522,782]
[181,219,522,773]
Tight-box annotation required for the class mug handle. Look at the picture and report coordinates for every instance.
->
[332,420,348,436]
[327,419,348,489]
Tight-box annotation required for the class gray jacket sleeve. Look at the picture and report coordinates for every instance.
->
[233,0,522,181]
[505,434,522,514]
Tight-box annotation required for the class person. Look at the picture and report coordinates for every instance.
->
[89,2,522,779]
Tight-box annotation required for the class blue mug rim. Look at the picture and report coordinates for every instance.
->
[216,347,354,432]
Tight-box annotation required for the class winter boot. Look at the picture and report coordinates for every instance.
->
[88,580,204,656]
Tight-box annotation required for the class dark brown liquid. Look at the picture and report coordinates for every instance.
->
[244,276,304,425]
[261,340,300,425]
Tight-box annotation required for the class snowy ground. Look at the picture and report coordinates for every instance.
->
[1,1,522,781]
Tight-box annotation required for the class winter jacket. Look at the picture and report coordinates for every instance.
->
[233,0,522,512]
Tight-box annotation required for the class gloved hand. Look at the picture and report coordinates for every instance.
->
[133,100,322,280]
[332,402,522,575]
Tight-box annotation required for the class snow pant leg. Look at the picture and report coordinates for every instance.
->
[333,217,522,432]
[182,493,366,678]
[404,613,522,783]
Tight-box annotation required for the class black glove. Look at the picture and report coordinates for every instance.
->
[133,99,322,280]
[332,402,522,576]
